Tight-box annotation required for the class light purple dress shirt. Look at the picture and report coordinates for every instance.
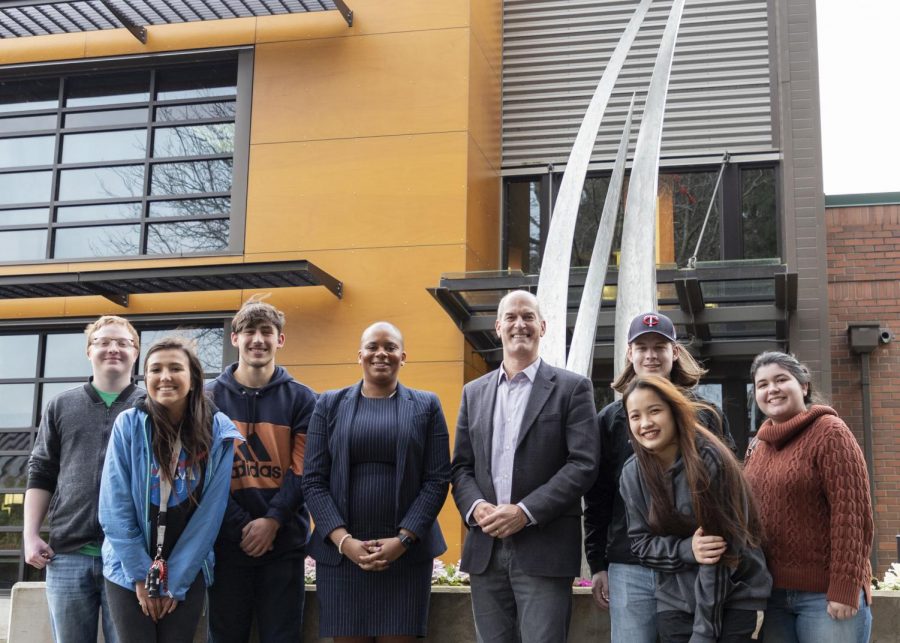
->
[466,358,540,526]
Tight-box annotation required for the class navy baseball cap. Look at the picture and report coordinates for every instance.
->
[627,312,677,343]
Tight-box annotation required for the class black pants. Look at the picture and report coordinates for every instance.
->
[207,556,305,643]
[105,574,206,643]
[658,608,758,643]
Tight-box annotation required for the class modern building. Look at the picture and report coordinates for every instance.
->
[0,0,865,589]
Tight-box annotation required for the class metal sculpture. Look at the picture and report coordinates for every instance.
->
[613,0,686,377]
[566,95,636,377]
[535,0,652,367]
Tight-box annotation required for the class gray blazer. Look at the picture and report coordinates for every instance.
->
[451,360,600,577]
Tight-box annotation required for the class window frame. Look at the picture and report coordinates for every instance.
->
[501,162,781,271]
[0,47,251,265]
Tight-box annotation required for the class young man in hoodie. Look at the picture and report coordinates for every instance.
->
[207,297,317,643]
[25,315,144,643]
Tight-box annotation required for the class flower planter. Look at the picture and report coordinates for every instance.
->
[872,590,900,643]
[294,586,610,642]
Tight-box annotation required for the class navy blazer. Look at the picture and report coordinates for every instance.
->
[451,360,600,577]
[302,381,451,566]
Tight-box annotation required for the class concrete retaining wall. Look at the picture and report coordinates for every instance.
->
[4,584,898,642]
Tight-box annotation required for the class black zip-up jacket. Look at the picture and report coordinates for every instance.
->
[583,390,734,574]
[27,381,144,553]
[206,364,317,564]
[620,441,771,642]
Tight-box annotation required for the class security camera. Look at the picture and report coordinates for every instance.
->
[880,328,894,344]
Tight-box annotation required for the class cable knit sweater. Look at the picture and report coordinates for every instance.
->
[743,405,873,607]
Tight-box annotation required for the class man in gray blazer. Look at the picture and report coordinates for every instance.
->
[451,290,600,643]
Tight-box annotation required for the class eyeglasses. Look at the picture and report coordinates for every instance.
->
[91,338,135,349]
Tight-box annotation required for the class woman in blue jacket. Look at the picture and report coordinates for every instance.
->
[99,336,242,643]
[303,321,451,642]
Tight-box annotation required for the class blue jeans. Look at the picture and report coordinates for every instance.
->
[608,563,657,643]
[762,588,872,643]
[469,540,573,643]
[45,552,118,643]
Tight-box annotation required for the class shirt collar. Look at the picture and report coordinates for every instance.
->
[498,357,542,385]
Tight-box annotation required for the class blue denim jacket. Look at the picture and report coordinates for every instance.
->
[99,407,242,600]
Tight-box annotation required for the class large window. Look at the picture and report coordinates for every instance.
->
[0,320,227,591]
[0,53,250,263]
[504,164,778,273]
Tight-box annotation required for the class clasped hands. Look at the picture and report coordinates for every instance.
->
[135,582,178,623]
[342,536,407,572]
[240,517,280,557]
[474,502,527,539]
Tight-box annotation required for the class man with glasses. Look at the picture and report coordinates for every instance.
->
[25,316,144,643]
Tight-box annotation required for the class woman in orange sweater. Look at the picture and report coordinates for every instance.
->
[744,351,873,643]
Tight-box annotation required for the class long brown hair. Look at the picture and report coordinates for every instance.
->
[143,336,214,500]
[623,376,762,563]
[612,343,707,394]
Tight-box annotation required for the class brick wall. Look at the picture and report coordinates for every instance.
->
[826,203,900,578]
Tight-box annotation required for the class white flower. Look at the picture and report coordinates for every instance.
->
[881,563,900,591]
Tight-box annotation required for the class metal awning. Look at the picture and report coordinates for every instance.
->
[428,260,798,367]
[0,259,342,307]
[0,0,352,43]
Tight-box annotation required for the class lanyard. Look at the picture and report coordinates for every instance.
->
[155,436,183,557]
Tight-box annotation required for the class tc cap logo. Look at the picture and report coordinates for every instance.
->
[643,314,660,328]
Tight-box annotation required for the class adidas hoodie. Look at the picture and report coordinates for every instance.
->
[206,364,317,564]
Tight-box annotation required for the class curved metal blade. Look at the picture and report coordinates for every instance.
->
[566,94,636,378]
[535,0,653,367]
[614,0,686,378]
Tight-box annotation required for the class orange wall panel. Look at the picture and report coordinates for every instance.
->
[468,0,503,102]
[83,18,255,59]
[246,133,468,253]
[465,137,501,271]
[60,290,241,318]
[0,298,66,319]
[466,31,502,172]
[238,245,466,366]
[256,0,469,43]
[251,29,469,144]
[0,32,86,65]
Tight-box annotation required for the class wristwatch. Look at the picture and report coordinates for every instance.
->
[397,533,415,549]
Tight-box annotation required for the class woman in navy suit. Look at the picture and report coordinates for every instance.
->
[302,321,451,642]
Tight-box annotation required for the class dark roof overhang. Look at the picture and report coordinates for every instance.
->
[0,259,342,307]
[0,0,352,43]
[428,260,798,368]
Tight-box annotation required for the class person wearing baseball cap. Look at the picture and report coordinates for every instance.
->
[583,311,735,643]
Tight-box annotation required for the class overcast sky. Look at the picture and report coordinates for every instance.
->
[816,0,900,195]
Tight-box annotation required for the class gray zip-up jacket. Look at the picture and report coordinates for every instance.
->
[27,381,145,553]
[620,441,771,643]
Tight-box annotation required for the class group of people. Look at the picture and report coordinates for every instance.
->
[23,289,874,643]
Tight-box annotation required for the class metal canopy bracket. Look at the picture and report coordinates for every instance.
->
[773,272,798,341]
[674,277,710,343]
[331,0,353,26]
[98,290,130,308]
[98,0,147,43]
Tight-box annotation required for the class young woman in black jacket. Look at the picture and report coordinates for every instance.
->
[619,376,771,643]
